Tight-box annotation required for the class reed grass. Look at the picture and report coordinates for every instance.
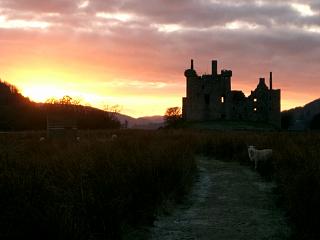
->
[0,130,197,239]
[0,130,319,239]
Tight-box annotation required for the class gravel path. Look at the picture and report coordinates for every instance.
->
[149,157,290,240]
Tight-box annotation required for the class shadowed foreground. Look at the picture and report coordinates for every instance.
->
[149,157,290,239]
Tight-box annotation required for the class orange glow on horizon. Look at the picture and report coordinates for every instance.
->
[2,61,180,118]
[1,55,316,118]
[15,74,314,117]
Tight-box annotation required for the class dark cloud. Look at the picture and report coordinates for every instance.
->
[0,0,76,13]
[1,0,319,30]
[85,0,320,28]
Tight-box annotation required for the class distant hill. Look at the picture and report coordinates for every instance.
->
[115,113,164,129]
[281,98,320,130]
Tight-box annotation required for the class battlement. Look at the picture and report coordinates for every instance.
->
[221,69,232,77]
[185,59,232,79]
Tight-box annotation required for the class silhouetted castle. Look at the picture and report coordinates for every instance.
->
[182,59,281,128]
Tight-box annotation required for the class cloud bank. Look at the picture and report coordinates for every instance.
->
[0,0,319,115]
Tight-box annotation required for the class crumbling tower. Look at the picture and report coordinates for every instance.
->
[182,59,232,121]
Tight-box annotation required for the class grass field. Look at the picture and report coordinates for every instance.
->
[0,129,319,239]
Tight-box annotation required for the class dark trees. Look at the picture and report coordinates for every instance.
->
[164,107,183,128]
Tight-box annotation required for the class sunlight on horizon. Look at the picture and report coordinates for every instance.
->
[1,58,315,118]
[6,71,178,118]
[20,84,180,118]
[16,79,311,117]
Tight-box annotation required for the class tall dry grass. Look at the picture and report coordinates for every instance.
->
[0,130,319,239]
[0,130,197,239]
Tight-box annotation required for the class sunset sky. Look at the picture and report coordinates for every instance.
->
[0,0,319,117]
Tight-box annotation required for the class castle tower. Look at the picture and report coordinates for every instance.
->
[182,59,233,121]
[211,60,217,76]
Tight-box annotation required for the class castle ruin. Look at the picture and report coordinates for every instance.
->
[182,59,281,128]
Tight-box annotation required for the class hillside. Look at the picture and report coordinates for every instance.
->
[281,98,320,130]
[0,80,121,131]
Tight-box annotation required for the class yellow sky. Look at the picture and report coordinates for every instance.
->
[2,56,182,117]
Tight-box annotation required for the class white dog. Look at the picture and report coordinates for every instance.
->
[248,145,273,169]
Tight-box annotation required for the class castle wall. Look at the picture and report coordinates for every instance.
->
[225,91,247,120]
[184,73,231,121]
[268,89,281,127]
[182,60,281,128]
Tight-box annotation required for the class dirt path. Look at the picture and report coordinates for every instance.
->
[149,157,290,240]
